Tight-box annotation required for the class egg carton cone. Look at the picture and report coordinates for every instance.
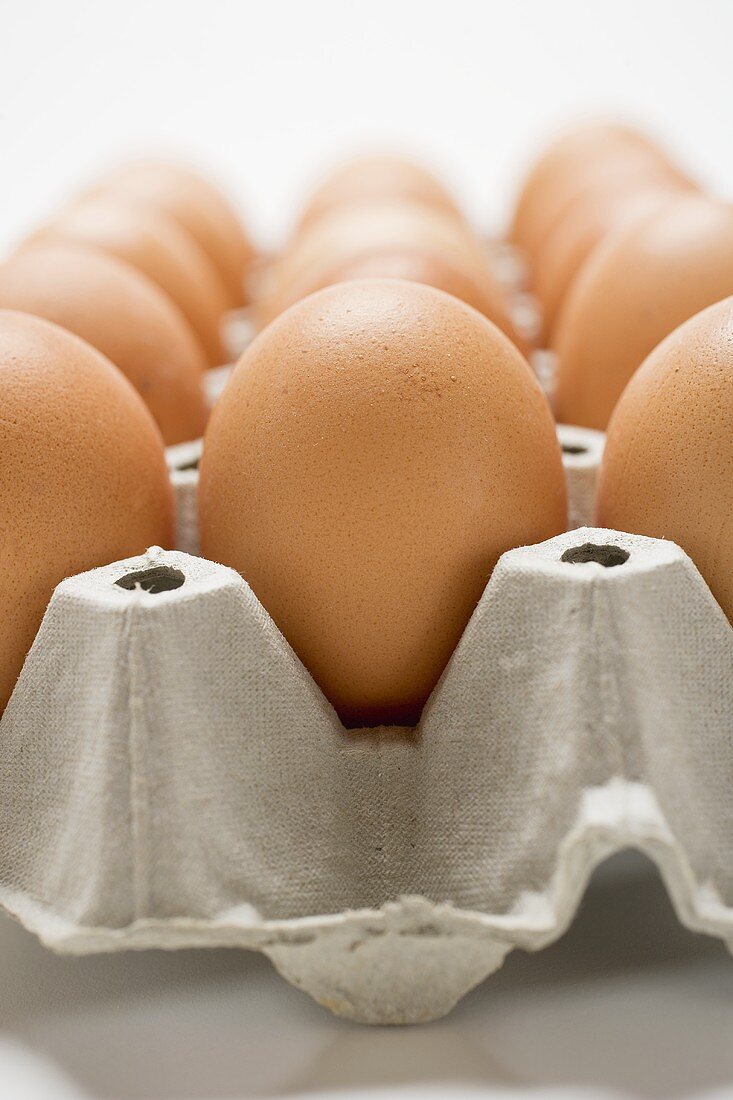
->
[556,424,605,530]
[166,438,203,556]
[0,524,731,1025]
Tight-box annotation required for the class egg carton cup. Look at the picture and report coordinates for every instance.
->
[0,513,731,1026]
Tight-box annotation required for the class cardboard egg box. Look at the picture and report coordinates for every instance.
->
[0,253,730,1026]
[0,422,731,1026]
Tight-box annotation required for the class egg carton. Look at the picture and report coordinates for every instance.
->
[0,415,731,1024]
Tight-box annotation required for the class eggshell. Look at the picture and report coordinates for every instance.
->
[36,196,230,365]
[0,310,173,714]
[0,242,208,445]
[510,123,681,261]
[534,182,682,343]
[553,196,733,429]
[596,297,733,623]
[259,199,526,349]
[273,247,531,356]
[97,161,254,307]
[297,154,463,232]
[199,279,566,727]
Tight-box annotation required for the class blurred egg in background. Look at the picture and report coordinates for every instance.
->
[553,195,733,428]
[596,296,733,623]
[0,240,210,444]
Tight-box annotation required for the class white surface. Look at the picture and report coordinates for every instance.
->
[0,1,732,252]
[0,854,732,1099]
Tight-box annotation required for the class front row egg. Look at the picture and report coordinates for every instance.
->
[199,279,567,728]
[258,199,529,354]
[596,296,733,625]
[0,311,174,715]
[264,245,530,358]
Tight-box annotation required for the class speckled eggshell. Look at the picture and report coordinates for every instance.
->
[97,161,254,307]
[0,310,173,714]
[297,154,463,232]
[0,242,209,445]
[281,247,531,356]
[258,200,520,343]
[553,196,733,429]
[596,297,733,624]
[199,279,567,727]
[37,196,230,365]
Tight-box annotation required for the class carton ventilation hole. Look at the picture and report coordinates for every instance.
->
[561,543,630,569]
[115,565,186,594]
[561,443,588,456]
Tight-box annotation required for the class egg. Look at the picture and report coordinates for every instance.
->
[0,241,208,445]
[200,279,566,727]
[534,182,682,343]
[297,154,463,232]
[553,196,733,429]
[295,248,530,355]
[259,199,526,350]
[35,196,230,365]
[95,161,254,307]
[0,310,173,714]
[596,297,733,623]
[510,122,681,262]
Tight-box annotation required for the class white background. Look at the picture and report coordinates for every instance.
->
[1,3,733,1098]
[1,0,732,252]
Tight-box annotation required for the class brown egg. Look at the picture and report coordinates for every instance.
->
[0,310,173,714]
[35,196,230,365]
[0,242,208,445]
[554,196,733,429]
[297,154,463,232]
[259,199,526,349]
[200,279,566,727]
[510,122,681,261]
[596,297,733,622]
[275,247,531,356]
[96,161,254,307]
[534,182,683,343]
[278,199,486,291]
